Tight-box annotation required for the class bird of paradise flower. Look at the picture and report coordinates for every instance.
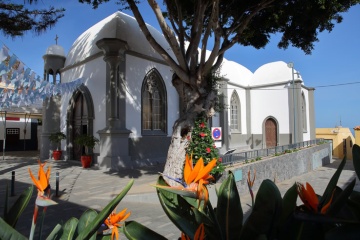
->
[296,182,334,214]
[28,160,57,240]
[104,208,131,240]
[156,154,217,208]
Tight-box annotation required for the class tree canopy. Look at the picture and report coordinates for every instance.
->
[0,0,65,37]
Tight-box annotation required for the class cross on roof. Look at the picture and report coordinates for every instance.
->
[55,34,59,45]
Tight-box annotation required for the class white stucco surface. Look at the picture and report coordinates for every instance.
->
[65,12,173,67]
[125,55,177,138]
[251,85,290,134]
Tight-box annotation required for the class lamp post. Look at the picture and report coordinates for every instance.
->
[287,62,296,144]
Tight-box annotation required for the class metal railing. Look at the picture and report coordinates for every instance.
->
[221,139,325,166]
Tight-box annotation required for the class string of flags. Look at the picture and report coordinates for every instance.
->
[0,44,84,109]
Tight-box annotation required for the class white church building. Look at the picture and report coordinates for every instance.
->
[39,12,316,169]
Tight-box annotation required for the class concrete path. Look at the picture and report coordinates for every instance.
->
[0,151,359,239]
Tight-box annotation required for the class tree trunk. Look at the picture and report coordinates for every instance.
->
[162,74,218,186]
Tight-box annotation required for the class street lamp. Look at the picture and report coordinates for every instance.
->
[287,62,296,144]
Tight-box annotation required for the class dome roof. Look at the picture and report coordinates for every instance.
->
[221,59,252,86]
[45,44,65,57]
[251,61,303,86]
[65,11,173,67]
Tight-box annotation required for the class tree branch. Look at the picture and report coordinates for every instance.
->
[147,0,188,71]
[126,0,190,83]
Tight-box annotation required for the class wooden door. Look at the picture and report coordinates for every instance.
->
[265,118,277,148]
[73,94,88,160]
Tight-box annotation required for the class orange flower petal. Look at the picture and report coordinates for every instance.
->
[29,168,44,192]
[194,223,205,240]
[184,154,193,184]
[321,189,335,214]
[194,159,217,183]
[186,157,203,185]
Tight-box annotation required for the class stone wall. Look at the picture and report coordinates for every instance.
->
[222,142,332,194]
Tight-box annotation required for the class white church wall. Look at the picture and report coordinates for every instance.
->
[251,85,290,134]
[125,55,177,138]
[301,87,311,141]
[226,85,248,135]
[61,56,107,153]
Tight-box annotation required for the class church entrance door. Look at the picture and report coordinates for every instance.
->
[265,118,277,148]
[73,93,88,161]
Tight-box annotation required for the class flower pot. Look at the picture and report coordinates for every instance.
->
[81,155,92,168]
[52,150,62,160]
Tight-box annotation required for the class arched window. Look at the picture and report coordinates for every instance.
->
[141,68,167,135]
[302,92,307,132]
[230,91,241,132]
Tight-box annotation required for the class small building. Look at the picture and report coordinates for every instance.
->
[316,127,354,160]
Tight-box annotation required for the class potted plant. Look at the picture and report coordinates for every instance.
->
[49,132,66,160]
[74,134,99,168]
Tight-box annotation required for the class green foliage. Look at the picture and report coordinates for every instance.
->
[4,185,33,227]
[74,134,99,155]
[49,132,66,144]
[0,2,65,37]
[5,146,360,239]
[186,118,225,175]
[0,180,134,240]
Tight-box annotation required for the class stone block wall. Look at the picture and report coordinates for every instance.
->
[222,142,332,195]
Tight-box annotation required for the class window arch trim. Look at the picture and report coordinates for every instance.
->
[141,68,167,136]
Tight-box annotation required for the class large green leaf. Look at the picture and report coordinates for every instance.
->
[327,179,356,217]
[5,185,33,227]
[75,179,134,240]
[192,201,222,240]
[353,144,360,179]
[278,183,298,235]
[216,171,242,240]
[319,157,346,209]
[77,209,98,240]
[240,179,282,240]
[0,217,27,240]
[46,224,62,240]
[61,217,79,240]
[156,176,198,238]
[123,220,167,240]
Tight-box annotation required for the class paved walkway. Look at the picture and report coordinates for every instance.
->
[0,151,359,239]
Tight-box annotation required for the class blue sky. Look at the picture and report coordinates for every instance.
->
[1,1,360,132]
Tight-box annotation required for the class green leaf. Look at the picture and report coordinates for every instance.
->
[327,179,356,216]
[154,185,197,198]
[5,185,33,227]
[240,179,282,239]
[216,171,242,240]
[353,144,360,180]
[77,209,98,240]
[123,221,167,240]
[0,217,27,240]
[46,224,62,240]
[319,157,346,209]
[156,176,198,238]
[278,183,297,231]
[61,217,79,240]
[75,179,134,240]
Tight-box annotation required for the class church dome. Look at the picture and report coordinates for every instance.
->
[251,61,303,86]
[221,59,252,86]
[45,44,65,57]
[65,11,174,67]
